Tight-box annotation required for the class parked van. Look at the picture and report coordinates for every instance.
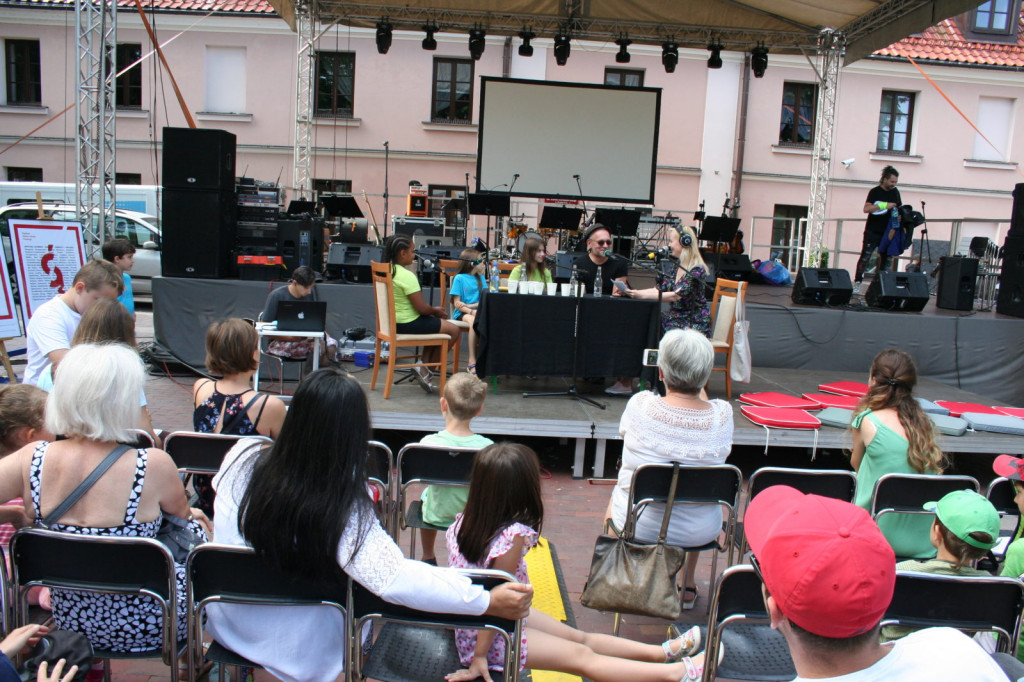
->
[0,182,161,217]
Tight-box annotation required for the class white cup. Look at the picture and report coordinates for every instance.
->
[546,282,557,296]
[560,283,571,296]
[507,279,519,294]
[530,281,544,295]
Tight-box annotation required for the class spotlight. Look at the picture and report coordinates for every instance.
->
[422,25,437,51]
[751,43,769,78]
[615,37,632,64]
[553,32,571,66]
[662,42,679,73]
[468,28,486,60]
[375,20,392,55]
[707,41,723,69]
[518,29,535,57]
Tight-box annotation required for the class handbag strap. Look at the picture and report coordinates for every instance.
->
[41,444,132,528]
[656,463,681,544]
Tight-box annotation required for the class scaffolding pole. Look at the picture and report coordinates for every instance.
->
[293,3,315,200]
[75,0,118,248]
[805,28,845,267]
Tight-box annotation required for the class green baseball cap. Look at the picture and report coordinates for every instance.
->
[924,490,1000,550]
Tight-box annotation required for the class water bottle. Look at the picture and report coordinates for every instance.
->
[519,261,528,285]
[594,265,603,297]
[569,266,578,296]
[489,261,500,293]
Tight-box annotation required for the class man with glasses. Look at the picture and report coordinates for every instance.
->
[573,224,629,296]
[745,486,1009,681]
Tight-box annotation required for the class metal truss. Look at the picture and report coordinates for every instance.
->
[293,3,315,199]
[805,28,845,267]
[75,0,117,247]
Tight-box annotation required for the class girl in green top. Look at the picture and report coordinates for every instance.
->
[851,349,947,559]
[509,238,553,284]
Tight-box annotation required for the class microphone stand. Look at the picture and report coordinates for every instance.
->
[523,264,606,409]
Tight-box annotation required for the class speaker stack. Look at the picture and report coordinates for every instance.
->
[161,127,237,278]
[791,268,853,306]
[277,216,324,274]
[996,237,1024,318]
[865,271,930,312]
[935,257,978,311]
[325,244,383,283]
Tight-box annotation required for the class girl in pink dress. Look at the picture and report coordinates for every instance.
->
[445,442,716,682]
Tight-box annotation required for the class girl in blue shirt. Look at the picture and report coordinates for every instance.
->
[449,249,486,375]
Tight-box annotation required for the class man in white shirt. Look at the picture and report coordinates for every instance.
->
[745,486,1010,682]
[24,259,123,385]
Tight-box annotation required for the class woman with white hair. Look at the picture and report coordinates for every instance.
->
[624,225,711,336]
[0,343,208,655]
[606,329,733,610]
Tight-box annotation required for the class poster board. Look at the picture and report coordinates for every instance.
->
[0,236,22,338]
[10,220,87,321]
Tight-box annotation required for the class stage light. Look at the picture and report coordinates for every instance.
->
[662,42,679,73]
[707,41,723,69]
[518,29,535,57]
[375,20,393,55]
[615,37,632,64]
[553,32,571,65]
[422,25,437,51]
[751,43,769,78]
[468,28,486,60]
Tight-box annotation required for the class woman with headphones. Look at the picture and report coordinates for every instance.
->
[624,225,711,336]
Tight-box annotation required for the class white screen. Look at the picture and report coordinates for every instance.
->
[476,78,661,204]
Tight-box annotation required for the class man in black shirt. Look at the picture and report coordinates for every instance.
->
[856,165,902,286]
[572,224,629,295]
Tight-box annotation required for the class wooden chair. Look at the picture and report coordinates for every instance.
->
[708,278,746,398]
[370,261,449,399]
[438,259,471,373]
[496,261,517,289]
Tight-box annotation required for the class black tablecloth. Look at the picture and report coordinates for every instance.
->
[475,293,659,378]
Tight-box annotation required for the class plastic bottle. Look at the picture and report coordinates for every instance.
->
[489,261,500,293]
[594,265,603,297]
[519,260,528,285]
[569,266,578,296]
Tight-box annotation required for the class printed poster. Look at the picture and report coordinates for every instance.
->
[10,220,87,322]
[0,236,21,338]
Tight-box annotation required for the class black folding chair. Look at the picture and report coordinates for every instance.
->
[395,443,479,550]
[735,467,858,560]
[869,473,980,560]
[883,571,1024,653]
[10,528,181,682]
[987,477,1021,563]
[186,543,350,682]
[700,564,795,682]
[368,440,395,534]
[352,569,522,682]
[163,431,272,477]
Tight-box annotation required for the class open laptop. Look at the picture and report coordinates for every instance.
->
[276,300,327,332]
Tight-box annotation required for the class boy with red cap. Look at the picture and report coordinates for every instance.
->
[745,485,1008,681]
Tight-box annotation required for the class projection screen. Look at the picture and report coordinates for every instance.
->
[475,78,661,204]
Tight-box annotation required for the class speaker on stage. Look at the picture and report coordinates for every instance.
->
[997,236,1024,318]
[865,271,930,312]
[554,251,585,281]
[162,189,237,278]
[162,127,236,193]
[936,256,978,311]
[325,244,382,283]
[277,217,324,274]
[705,253,753,281]
[791,268,853,306]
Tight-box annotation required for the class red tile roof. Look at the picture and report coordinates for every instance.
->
[874,11,1024,67]
[1,0,277,15]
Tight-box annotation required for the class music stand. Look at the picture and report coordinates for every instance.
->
[468,192,511,256]
[539,207,584,232]
[286,200,317,215]
[595,209,641,256]
[699,216,741,253]
[321,195,363,219]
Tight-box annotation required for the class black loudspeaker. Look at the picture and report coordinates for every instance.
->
[936,257,978,311]
[277,217,324,274]
[997,236,1024,318]
[555,251,586,281]
[161,189,237,278]
[705,253,753,281]
[325,244,383,283]
[791,268,853,306]
[865,271,930,312]
[162,127,236,193]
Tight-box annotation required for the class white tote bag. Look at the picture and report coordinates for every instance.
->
[730,289,752,383]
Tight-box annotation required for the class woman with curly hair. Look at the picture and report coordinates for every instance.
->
[851,349,947,558]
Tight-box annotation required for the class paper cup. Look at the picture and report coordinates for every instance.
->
[507,279,519,294]
[560,283,571,296]
[546,282,557,296]
[530,281,544,295]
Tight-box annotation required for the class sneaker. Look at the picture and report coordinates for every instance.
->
[412,367,433,394]
[853,281,862,294]
[605,382,633,396]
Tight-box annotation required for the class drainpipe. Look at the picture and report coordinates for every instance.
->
[730,54,751,219]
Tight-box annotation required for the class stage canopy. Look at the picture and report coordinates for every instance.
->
[269,0,984,63]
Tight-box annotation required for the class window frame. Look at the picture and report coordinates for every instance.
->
[971,0,1016,35]
[431,57,474,124]
[876,90,916,154]
[604,68,645,88]
[5,167,43,182]
[314,50,356,119]
[312,179,353,195]
[778,82,818,146]
[114,43,143,109]
[5,39,42,105]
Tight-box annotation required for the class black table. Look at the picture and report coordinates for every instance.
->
[475,293,659,379]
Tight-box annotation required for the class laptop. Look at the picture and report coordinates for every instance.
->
[276,300,327,332]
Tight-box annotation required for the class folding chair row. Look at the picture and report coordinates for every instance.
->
[5,531,523,682]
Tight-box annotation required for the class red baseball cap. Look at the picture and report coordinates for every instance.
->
[745,485,896,638]
[993,455,1024,482]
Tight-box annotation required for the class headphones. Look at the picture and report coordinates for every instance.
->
[676,226,693,248]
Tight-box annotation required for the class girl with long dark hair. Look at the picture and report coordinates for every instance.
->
[508,238,552,284]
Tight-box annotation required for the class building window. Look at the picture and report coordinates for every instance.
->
[5,40,41,105]
[605,68,644,88]
[5,167,42,182]
[779,83,817,145]
[204,46,246,113]
[315,51,355,118]
[114,43,142,108]
[313,179,352,195]
[115,173,142,185]
[877,91,915,153]
[973,0,1014,33]
[428,185,466,227]
[973,96,1015,161]
[432,58,473,123]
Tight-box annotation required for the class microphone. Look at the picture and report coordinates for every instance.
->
[573,174,580,179]
[510,173,520,193]
[603,249,628,260]
[414,254,437,271]
[382,140,389,147]
[642,246,673,260]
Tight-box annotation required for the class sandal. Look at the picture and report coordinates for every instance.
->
[682,586,698,611]
[679,643,724,682]
[412,367,433,394]
[178,659,214,681]
[466,363,477,376]
[663,624,701,662]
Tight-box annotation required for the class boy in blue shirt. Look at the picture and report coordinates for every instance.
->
[101,238,135,316]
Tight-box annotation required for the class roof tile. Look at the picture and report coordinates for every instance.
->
[875,11,1024,67]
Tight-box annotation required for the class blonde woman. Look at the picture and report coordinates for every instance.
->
[624,226,710,336]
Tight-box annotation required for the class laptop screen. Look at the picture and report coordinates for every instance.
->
[276,300,327,332]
